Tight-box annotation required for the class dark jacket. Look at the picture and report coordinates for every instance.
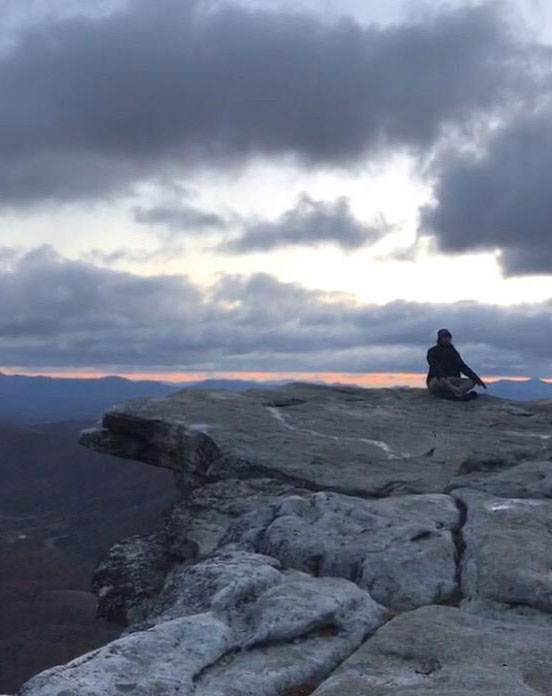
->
[426,344,479,386]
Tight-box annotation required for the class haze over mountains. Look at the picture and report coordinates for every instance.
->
[0,374,176,424]
[485,378,552,401]
[0,374,288,424]
[0,372,549,425]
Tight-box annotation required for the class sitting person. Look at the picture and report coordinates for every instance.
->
[426,328,486,401]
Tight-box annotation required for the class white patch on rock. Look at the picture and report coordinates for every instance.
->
[187,423,210,432]
[267,406,401,458]
[502,430,552,440]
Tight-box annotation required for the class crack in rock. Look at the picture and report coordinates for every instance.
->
[450,495,468,606]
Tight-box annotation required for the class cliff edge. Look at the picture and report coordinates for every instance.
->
[17,383,552,695]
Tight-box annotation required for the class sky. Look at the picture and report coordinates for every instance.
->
[1,0,552,383]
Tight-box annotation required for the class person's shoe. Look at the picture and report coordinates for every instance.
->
[460,391,478,401]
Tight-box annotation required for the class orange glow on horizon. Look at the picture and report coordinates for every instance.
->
[0,368,545,386]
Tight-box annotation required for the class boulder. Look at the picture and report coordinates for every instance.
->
[223,490,461,610]
[20,551,387,696]
[165,477,309,558]
[91,532,170,625]
[312,605,552,695]
[19,613,233,696]
[454,488,552,616]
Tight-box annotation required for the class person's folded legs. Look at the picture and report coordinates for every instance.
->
[448,377,475,395]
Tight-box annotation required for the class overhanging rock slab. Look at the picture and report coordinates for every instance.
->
[80,383,552,497]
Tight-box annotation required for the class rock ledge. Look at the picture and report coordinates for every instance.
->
[18,384,552,695]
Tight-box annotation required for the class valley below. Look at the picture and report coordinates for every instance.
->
[0,420,176,693]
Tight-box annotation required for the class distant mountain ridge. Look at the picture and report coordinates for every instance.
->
[0,373,177,424]
[0,373,549,425]
[0,374,290,425]
[486,378,552,401]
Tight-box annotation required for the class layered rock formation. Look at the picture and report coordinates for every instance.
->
[17,383,552,695]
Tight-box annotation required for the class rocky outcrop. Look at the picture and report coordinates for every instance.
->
[312,605,552,695]
[21,550,387,696]
[17,383,552,695]
[222,491,461,610]
[456,487,552,624]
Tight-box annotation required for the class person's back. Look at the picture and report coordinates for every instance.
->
[426,343,465,384]
[426,329,486,400]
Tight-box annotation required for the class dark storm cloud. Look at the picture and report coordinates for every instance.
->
[220,195,385,252]
[421,106,552,276]
[1,247,551,376]
[0,0,535,205]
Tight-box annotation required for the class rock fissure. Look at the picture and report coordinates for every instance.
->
[189,618,370,696]
[450,495,468,605]
[190,646,242,688]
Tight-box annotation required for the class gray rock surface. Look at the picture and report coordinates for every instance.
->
[223,490,460,610]
[19,612,233,696]
[455,487,552,615]
[17,384,552,695]
[165,477,309,558]
[20,551,387,696]
[449,459,552,498]
[91,532,171,625]
[79,383,552,496]
[312,605,552,695]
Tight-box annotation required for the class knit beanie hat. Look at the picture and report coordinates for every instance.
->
[437,328,452,341]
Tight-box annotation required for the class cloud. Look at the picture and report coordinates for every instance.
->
[421,105,552,276]
[1,246,551,376]
[0,246,22,266]
[82,245,184,267]
[133,203,228,233]
[133,193,388,253]
[220,194,386,252]
[0,0,536,206]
